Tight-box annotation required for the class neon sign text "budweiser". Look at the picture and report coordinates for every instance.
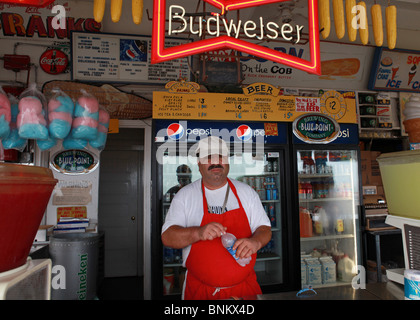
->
[168,5,305,43]
[151,0,321,75]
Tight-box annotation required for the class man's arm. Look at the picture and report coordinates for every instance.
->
[233,225,272,259]
[161,222,227,249]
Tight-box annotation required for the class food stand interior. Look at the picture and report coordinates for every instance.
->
[0,0,420,301]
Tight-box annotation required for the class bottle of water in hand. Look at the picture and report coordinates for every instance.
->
[221,233,251,267]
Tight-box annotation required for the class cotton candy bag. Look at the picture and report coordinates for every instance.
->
[17,84,48,140]
[89,106,110,150]
[71,90,99,140]
[0,88,11,139]
[1,94,27,151]
[48,88,74,139]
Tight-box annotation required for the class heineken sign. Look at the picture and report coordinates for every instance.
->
[51,150,98,174]
[293,113,340,144]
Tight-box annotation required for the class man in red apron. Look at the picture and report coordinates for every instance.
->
[162,136,272,300]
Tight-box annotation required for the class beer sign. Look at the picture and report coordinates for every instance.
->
[151,0,321,75]
[40,49,69,75]
[293,113,340,144]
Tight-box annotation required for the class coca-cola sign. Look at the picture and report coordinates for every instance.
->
[40,49,68,75]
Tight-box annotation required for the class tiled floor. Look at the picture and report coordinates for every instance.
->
[97,277,143,300]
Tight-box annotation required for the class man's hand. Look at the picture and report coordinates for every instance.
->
[232,238,261,259]
[199,222,227,241]
[232,226,272,259]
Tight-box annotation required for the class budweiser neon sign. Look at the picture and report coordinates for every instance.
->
[151,0,321,75]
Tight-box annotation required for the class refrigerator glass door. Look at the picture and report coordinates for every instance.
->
[161,150,285,296]
[297,149,360,288]
[228,150,283,288]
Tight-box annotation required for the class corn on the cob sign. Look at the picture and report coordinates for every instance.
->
[151,0,322,75]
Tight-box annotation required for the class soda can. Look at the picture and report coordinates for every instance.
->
[255,177,263,189]
[273,160,278,172]
[257,189,266,200]
[266,161,273,172]
[248,176,255,189]
[263,204,269,214]
[272,187,278,200]
[266,186,272,200]
[269,205,276,227]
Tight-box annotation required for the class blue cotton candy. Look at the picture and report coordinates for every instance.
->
[63,137,87,150]
[37,136,57,151]
[49,119,72,139]
[2,129,27,150]
[18,123,49,140]
[0,115,10,139]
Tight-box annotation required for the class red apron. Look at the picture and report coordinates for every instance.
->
[184,178,262,300]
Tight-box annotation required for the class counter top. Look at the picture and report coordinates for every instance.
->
[252,282,404,300]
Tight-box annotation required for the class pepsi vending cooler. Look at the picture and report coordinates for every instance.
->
[151,120,300,299]
[292,123,363,288]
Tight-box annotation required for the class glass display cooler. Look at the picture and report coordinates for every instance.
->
[152,120,299,299]
[293,123,363,288]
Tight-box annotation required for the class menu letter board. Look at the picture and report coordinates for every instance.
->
[152,91,357,124]
[369,47,420,92]
[71,32,191,84]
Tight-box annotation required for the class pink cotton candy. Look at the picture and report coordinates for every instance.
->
[19,97,43,114]
[17,110,47,126]
[72,117,98,128]
[0,93,11,122]
[98,109,110,123]
[49,111,73,123]
[77,97,99,113]
[48,99,62,112]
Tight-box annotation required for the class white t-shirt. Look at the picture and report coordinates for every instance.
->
[161,178,271,267]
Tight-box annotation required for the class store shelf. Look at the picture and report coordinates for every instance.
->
[299,197,353,203]
[300,233,354,242]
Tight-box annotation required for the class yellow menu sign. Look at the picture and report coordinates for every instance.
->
[153,90,357,124]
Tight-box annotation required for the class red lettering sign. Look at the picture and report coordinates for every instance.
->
[151,0,321,75]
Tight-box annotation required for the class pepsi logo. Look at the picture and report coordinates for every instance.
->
[167,123,184,140]
[236,125,252,141]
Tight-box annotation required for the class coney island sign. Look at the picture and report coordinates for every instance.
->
[151,0,321,75]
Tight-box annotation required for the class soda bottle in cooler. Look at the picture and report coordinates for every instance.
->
[299,207,313,237]
[266,177,272,200]
[298,182,306,200]
[268,204,276,227]
[305,182,313,199]
[272,179,278,200]
[312,207,323,236]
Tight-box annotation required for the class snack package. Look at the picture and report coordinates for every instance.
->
[0,88,11,139]
[1,95,27,151]
[48,88,74,139]
[17,84,48,140]
[89,106,110,150]
[71,90,99,140]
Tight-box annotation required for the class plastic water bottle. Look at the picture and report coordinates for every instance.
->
[221,233,251,267]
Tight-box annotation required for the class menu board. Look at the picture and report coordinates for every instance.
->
[369,47,420,92]
[71,32,191,84]
[153,91,357,124]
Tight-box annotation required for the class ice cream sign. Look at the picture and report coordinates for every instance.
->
[151,0,321,75]
[369,48,420,92]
